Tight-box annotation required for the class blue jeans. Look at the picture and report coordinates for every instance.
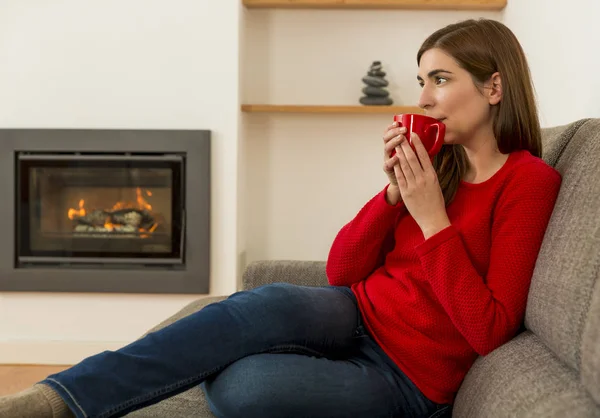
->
[42,283,451,418]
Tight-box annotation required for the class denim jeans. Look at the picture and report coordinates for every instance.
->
[42,283,451,418]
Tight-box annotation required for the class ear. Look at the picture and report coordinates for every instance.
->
[486,72,502,105]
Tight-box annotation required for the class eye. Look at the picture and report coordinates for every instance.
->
[418,81,424,88]
[435,76,448,85]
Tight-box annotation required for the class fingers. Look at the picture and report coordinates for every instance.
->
[409,132,434,172]
[383,155,398,173]
[383,121,400,138]
[393,163,406,188]
[382,122,408,188]
[384,121,397,134]
[385,135,404,158]
[384,128,407,158]
[399,136,423,176]
[383,122,406,143]
[385,130,436,193]
[396,143,416,185]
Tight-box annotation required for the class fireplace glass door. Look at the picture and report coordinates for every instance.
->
[16,154,185,266]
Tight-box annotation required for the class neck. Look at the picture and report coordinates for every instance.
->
[461,126,507,184]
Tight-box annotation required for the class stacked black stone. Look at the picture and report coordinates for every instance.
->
[359,61,393,106]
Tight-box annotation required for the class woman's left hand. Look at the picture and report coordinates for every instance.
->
[393,132,452,240]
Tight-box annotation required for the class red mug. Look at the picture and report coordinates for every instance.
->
[392,114,446,159]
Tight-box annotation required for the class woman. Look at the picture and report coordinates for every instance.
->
[1,18,561,418]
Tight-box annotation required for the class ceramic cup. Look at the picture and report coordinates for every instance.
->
[392,113,446,159]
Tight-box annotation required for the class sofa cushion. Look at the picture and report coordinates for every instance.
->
[540,119,589,167]
[581,273,600,405]
[453,331,599,418]
[242,260,328,290]
[526,119,600,398]
[125,386,213,417]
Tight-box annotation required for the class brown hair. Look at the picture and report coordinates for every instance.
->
[417,19,542,205]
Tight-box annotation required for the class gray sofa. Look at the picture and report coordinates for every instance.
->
[129,118,600,417]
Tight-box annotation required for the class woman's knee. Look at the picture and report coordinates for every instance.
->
[248,282,298,297]
[225,282,294,304]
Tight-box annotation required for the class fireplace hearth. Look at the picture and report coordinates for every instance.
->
[0,129,210,294]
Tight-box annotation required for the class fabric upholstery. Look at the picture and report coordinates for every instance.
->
[242,260,328,290]
[126,386,213,418]
[581,266,600,405]
[540,119,589,167]
[525,119,600,379]
[453,332,598,418]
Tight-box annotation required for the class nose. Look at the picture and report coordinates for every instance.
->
[417,84,434,110]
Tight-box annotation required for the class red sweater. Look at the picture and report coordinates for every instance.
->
[326,150,562,405]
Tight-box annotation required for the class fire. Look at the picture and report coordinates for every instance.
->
[107,188,152,212]
[68,199,86,220]
[67,188,158,237]
[103,220,116,231]
[136,188,152,212]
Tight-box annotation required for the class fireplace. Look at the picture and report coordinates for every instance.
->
[18,155,184,265]
[0,129,210,294]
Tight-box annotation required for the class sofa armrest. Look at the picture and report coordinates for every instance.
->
[242,260,328,290]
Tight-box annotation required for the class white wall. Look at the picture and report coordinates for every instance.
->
[502,0,600,127]
[0,0,242,364]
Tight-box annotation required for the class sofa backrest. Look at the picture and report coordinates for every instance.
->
[525,118,600,405]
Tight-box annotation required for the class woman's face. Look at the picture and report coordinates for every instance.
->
[417,48,499,145]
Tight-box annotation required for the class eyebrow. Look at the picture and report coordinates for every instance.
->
[417,69,454,81]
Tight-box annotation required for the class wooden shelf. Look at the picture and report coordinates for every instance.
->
[241,105,422,114]
[242,0,506,10]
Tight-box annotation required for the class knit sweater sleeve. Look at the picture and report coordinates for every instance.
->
[326,185,406,287]
[415,163,562,355]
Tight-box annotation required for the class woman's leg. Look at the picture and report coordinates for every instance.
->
[202,333,444,418]
[38,284,360,418]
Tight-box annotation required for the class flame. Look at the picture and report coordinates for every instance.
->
[104,219,115,231]
[67,189,158,237]
[136,188,152,212]
[68,199,86,220]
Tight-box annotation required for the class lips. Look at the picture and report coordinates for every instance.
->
[426,115,445,122]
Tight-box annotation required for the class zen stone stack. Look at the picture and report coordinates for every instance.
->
[359,61,393,106]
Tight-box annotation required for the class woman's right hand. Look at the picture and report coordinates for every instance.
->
[382,121,407,205]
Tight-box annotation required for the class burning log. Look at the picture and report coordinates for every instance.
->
[67,189,159,237]
[108,209,155,230]
[74,209,106,227]
[71,209,155,230]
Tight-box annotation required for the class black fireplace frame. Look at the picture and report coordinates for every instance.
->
[17,154,185,263]
[0,129,210,294]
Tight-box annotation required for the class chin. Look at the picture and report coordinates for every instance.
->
[442,133,458,145]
